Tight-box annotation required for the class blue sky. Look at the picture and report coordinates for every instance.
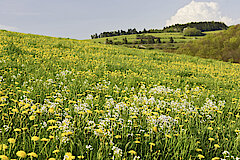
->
[0,0,239,39]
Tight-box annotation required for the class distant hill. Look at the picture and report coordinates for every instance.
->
[91,21,228,39]
[163,21,228,32]
[177,24,240,63]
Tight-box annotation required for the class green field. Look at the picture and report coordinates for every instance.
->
[0,30,240,160]
[87,30,222,51]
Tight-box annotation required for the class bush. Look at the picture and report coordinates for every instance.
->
[183,28,204,36]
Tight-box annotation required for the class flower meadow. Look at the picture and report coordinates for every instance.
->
[1,30,240,160]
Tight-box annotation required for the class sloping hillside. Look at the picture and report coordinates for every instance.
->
[88,30,222,51]
[178,24,240,63]
[1,30,240,159]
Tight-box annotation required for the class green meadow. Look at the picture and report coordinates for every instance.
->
[0,29,240,160]
[87,30,222,51]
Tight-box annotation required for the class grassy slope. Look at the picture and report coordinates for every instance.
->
[0,30,240,159]
[86,30,223,51]
[87,30,222,43]
[178,25,240,63]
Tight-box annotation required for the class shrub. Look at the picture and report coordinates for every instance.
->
[183,28,204,36]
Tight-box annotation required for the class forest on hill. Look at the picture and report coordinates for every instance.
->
[91,21,227,39]
[177,24,240,63]
[163,21,228,32]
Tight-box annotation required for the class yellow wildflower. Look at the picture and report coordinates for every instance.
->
[41,138,49,142]
[0,155,8,160]
[14,128,21,132]
[128,150,137,155]
[214,144,220,149]
[165,134,172,138]
[8,138,16,144]
[31,136,39,141]
[153,127,158,133]
[115,135,121,139]
[64,152,75,160]
[198,154,205,159]
[196,148,202,152]
[16,151,27,158]
[77,155,84,159]
[29,116,35,120]
[27,152,38,158]
[53,150,60,153]
[207,127,213,130]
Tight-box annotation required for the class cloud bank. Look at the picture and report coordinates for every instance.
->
[166,1,239,26]
[0,24,18,31]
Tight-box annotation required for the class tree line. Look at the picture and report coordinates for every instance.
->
[91,28,149,39]
[163,21,228,32]
[91,21,228,39]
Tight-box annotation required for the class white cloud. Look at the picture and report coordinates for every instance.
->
[166,0,238,26]
[0,24,18,31]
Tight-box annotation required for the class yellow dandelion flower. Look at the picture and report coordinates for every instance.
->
[29,116,35,120]
[115,135,121,139]
[144,134,150,137]
[53,150,60,153]
[14,128,21,132]
[0,155,8,160]
[41,138,49,142]
[208,138,214,141]
[49,136,54,139]
[77,155,84,159]
[12,108,19,113]
[64,152,75,160]
[214,144,220,149]
[31,136,39,141]
[196,148,202,152]
[134,141,140,144]
[8,138,16,144]
[16,151,27,158]
[165,134,172,138]
[131,116,138,119]
[47,126,58,131]
[128,150,137,155]
[207,127,213,130]
[212,157,220,160]
[153,127,158,133]
[22,128,28,131]
[48,108,55,113]
[198,154,205,159]
[95,129,104,134]
[31,105,37,110]
[48,158,56,160]
[65,115,72,119]
[27,152,38,158]
[47,119,56,123]
[86,110,92,114]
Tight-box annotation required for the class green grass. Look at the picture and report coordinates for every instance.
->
[86,30,223,51]
[87,30,222,43]
[0,30,240,160]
